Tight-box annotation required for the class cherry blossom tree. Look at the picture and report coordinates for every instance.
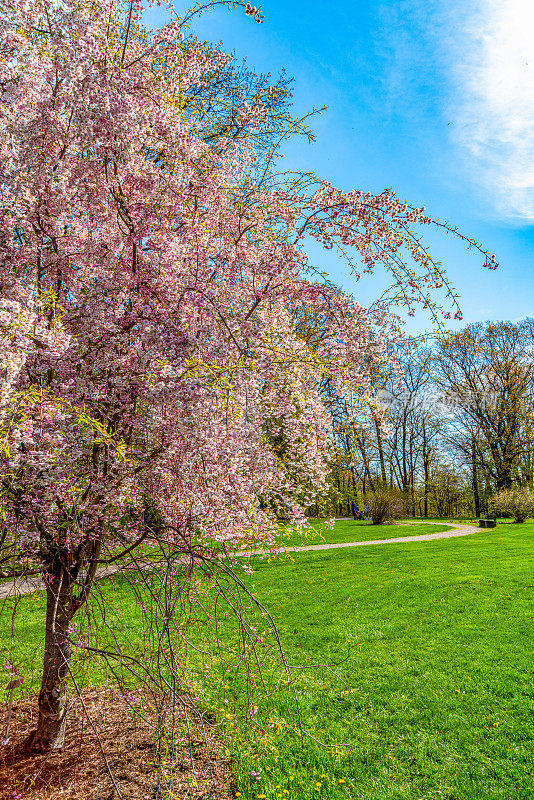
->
[0,0,497,755]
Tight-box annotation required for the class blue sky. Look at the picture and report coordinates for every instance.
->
[147,0,534,335]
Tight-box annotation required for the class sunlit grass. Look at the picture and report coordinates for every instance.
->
[228,521,534,800]
[2,520,533,799]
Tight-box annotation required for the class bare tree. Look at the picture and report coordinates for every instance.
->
[434,321,534,492]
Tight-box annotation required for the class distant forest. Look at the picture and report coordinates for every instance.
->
[316,319,534,519]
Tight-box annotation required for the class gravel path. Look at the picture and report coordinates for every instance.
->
[235,521,481,558]
[0,521,481,600]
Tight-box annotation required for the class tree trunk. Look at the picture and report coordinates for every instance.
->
[357,435,375,491]
[496,471,513,491]
[490,443,513,491]
[471,434,481,517]
[408,432,415,517]
[401,411,410,503]
[373,414,387,484]
[423,428,430,518]
[25,570,75,753]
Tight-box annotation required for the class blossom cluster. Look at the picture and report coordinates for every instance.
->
[0,0,494,592]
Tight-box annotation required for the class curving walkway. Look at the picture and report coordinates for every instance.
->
[235,520,481,558]
[0,522,481,600]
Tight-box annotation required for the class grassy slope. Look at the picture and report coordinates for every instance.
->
[230,522,534,800]
[2,521,533,799]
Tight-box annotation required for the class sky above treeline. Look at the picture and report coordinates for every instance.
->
[146,0,534,336]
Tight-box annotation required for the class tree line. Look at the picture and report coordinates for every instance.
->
[319,319,534,520]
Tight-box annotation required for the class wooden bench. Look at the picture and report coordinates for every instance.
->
[478,518,496,528]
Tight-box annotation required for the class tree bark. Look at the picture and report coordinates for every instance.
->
[408,433,415,517]
[373,414,387,484]
[496,471,513,491]
[25,570,75,753]
[401,408,410,504]
[422,425,430,518]
[471,434,481,517]
[357,435,375,491]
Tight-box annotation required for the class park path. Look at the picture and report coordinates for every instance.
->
[0,521,481,600]
[242,520,482,556]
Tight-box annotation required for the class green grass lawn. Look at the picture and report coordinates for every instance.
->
[229,522,534,800]
[2,520,533,799]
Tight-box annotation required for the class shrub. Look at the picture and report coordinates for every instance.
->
[491,487,534,523]
[367,485,408,525]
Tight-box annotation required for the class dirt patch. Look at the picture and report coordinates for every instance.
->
[0,688,235,799]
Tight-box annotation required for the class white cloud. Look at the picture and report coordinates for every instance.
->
[449,0,534,221]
